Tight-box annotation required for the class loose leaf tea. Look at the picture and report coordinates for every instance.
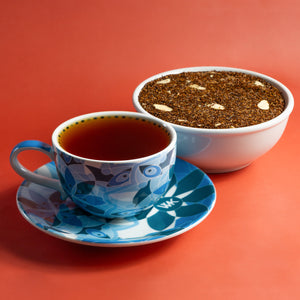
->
[138,71,285,129]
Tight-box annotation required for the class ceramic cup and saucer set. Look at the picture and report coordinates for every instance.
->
[10,67,294,247]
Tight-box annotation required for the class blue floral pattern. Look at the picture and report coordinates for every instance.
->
[17,159,216,246]
[55,148,175,218]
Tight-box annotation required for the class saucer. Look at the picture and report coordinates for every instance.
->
[16,158,216,247]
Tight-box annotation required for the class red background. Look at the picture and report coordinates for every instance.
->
[1,0,300,299]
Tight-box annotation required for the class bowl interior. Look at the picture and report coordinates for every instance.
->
[133,67,294,135]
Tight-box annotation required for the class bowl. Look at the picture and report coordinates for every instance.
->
[132,66,294,173]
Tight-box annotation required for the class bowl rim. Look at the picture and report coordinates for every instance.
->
[132,66,294,135]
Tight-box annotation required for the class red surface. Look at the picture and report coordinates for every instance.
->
[1,1,300,299]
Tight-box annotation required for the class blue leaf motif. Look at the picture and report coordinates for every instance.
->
[133,181,151,206]
[175,204,207,217]
[174,169,204,196]
[75,181,95,195]
[56,205,82,226]
[84,195,105,206]
[183,185,215,203]
[64,168,76,191]
[60,152,72,164]
[147,211,175,231]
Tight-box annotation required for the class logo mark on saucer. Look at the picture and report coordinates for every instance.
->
[155,197,182,211]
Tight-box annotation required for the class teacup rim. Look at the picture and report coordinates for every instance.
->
[52,111,177,164]
[132,66,294,135]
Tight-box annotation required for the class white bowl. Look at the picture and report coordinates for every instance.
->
[133,67,294,173]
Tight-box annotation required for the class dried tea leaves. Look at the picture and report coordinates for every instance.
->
[138,71,285,129]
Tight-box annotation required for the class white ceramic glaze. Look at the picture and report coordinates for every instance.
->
[133,67,294,173]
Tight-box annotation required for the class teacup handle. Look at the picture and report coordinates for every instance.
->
[10,140,66,196]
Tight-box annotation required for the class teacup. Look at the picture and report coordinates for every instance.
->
[10,111,177,218]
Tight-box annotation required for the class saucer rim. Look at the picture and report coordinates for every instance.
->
[16,159,216,247]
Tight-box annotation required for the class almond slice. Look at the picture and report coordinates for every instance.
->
[206,103,225,110]
[257,100,269,110]
[254,81,265,87]
[189,84,206,90]
[156,78,171,84]
[153,104,173,112]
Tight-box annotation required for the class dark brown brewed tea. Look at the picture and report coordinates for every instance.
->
[58,115,170,160]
